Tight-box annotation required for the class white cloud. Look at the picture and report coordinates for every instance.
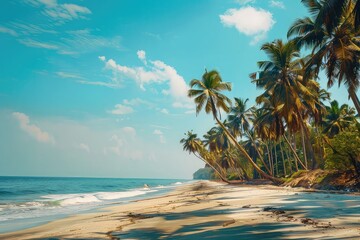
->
[56,72,122,89]
[18,39,59,49]
[105,127,143,160]
[160,108,169,115]
[9,22,56,35]
[269,0,285,9]
[77,80,121,88]
[220,6,275,45]
[25,0,91,22]
[65,29,122,53]
[122,127,136,140]
[99,56,106,61]
[153,129,163,135]
[0,26,17,36]
[18,29,122,55]
[150,124,170,130]
[123,98,154,108]
[153,129,166,144]
[79,143,90,152]
[236,0,255,4]
[185,110,196,115]
[56,72,83,79]
[172,101,193,109]
[100,51,191,108]
[12,112,54,144]
[137,50,146,63]
[109,104,134,115]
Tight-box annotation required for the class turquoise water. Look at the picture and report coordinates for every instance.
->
[0,176,189,233]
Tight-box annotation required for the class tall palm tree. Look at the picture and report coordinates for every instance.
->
[188,70,283,184]
[251,39,319,169]
[288,0,360,115]
[180,130,229,183]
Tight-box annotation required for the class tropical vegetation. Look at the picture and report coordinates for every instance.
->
[181,0,360,185]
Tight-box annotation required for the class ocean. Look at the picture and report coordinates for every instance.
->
[0,176,189,233]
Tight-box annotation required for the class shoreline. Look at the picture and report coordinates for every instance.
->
[1,181,360,239]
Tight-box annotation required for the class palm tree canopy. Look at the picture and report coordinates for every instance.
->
[227,98,254,137]
[188,70,232,119]
[322,100,356,138]
[251,39,320,133]
[288,0,360,115]
[180,131,203,154]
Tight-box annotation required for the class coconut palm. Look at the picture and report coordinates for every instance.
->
[322,100,356,138]
[251,39,320,169]
[227,98,253,138]
[288,0,360,115]
[189,70,283,184]
[180,130,229,183]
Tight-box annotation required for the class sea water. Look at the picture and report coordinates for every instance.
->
[0,176,189,233]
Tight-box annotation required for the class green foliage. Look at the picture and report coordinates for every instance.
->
[325,125,360,171]
[227,172,240,181]
[193,167,215,180]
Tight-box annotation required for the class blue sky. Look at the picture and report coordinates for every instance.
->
[0,0,353,178]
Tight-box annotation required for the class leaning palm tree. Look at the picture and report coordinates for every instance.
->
[180,130,229,183]
[188,70,283,184]
[288,0,360,115]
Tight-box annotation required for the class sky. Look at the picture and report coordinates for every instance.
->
[0,0,354,179]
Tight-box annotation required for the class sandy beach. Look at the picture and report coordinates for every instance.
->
[1,181,359,240]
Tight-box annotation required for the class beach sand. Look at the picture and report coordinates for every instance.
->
[1,181,359,239]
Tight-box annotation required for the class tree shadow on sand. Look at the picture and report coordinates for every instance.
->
[112,221,354,240]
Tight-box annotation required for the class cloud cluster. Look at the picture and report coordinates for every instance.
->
[105,127,143,160]
[12,112,54,144]
[19,29,122,55]
[220,6,275,45]
[25,0,91,22]
[99,52,191,109]
[109,104,134,115]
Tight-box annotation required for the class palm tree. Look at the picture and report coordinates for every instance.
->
[288,0,360,115]
[180,130,229,183]
[253,99,307,170]
[188,70,283,184]
[251,39,320,169]
[322,100,356,138]
[227,98,253,138]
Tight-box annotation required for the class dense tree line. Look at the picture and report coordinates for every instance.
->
[181,0,360,184]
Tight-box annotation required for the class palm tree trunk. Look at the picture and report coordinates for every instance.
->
[214,117,284,184]
[274,143,279,177]
[284,142,293,174]
[265,142,273,175]
[235,159,250,180]
[245,131,272,175]
[268,142,274,175]
[194,153,230,184]
[280,141,287,176]
[348,87,360,116]
[291,134,299,171]
[283,135,307,169]
[300,127,308,169]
